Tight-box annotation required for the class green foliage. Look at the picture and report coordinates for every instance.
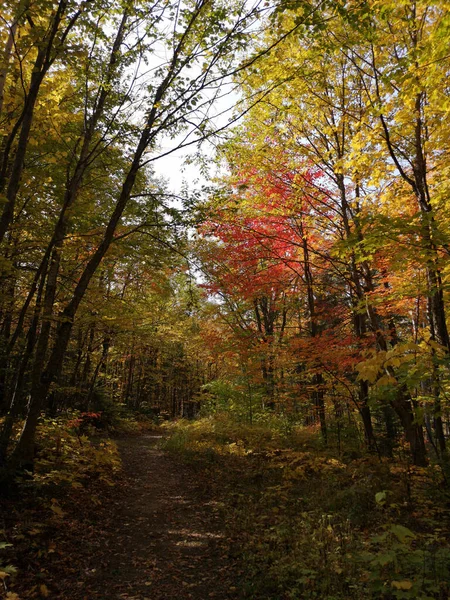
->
[200,378,264,422]
[360,521,450,599]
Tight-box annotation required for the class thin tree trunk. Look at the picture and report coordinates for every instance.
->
[301,232,327,442]
[0,0,78,243]
[0,19,18,117]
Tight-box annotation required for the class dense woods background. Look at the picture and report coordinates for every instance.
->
[1,0,450,597]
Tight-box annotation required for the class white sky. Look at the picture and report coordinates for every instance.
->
[153,90,241,197]
[155,147,203,194]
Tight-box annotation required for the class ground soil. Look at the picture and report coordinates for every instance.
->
[4,434,242,600]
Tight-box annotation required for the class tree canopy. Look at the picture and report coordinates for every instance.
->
[1,0,450,488]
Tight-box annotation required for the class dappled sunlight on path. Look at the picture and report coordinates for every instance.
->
[84,434,240,600]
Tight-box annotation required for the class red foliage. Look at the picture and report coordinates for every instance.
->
[68,412,104,432]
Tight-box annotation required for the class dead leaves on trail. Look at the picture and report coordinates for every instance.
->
[2,433,241,600]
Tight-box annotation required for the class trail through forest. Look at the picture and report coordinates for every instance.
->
[59,434,240,600]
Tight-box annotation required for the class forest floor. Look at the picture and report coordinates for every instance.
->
[3,432,242,600]
[3,419,450,600]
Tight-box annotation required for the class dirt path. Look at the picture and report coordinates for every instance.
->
[71,434,241,600]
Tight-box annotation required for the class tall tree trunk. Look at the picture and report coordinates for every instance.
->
[0,268,47,463]
[0,19,18,117]
[86,336,110,410]
[337,176,377,451]
[301,232,327,442]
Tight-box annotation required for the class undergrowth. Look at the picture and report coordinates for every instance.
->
[163,415,450,600]
[0,409,152,597]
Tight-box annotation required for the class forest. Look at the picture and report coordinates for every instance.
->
[0,0,450,598]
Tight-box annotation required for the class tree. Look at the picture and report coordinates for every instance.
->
[0,0,274,470]
[194,0,450,465]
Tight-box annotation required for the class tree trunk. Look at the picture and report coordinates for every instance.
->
[0,0,75,243]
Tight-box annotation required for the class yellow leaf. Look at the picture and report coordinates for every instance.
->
[392,580,413,590]
[387,357,401,368]
[50,499,65,518]
[40,583,49,597]
[377,375,396,387]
